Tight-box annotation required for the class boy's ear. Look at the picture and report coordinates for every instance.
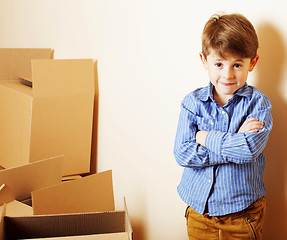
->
[249,55,259,72]
[199,53,208,70]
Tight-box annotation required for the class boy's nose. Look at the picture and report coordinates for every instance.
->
[223,68,234,79]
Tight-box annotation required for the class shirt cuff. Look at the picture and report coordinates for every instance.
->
[205,130,226,155]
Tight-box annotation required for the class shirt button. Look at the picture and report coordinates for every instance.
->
[222,110,226,114]
[208,179,212,183]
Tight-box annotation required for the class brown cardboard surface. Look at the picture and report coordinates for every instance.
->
[0,82,32,167]
[0,56,95,176]
[0,205,5,240]
[29,95,93,174]
[29,59,94,175]
[25,232,129,239]
[32,170,115,215]
[1,199,132,240]
[4,211,126,240]
[0,156,63,205]
[31,59,94,97]
[0,48,53,81]
[21,198,32,207]
[62,175,82,182]
[90,61,99,174]
[5,200,33,217]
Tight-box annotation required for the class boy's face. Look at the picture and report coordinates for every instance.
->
[200,50,259,102]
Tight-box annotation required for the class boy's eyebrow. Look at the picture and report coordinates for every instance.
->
[213,58,245,62]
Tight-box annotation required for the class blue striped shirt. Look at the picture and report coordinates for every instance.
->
[174,82,272,216]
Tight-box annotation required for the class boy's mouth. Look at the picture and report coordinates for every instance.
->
[221,82,235,86]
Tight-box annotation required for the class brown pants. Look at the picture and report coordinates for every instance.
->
[185,197,266,240]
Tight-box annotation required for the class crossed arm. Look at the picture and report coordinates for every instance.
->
[174,99,272,168]
[195,118,264,147]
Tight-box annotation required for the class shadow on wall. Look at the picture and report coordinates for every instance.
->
[132,220,147,240]
[256,22,287,240]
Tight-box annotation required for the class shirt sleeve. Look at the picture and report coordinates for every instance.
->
[205,95,273,164]
[173,99,215,168]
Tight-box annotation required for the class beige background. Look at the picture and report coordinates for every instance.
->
[0,0,286,239]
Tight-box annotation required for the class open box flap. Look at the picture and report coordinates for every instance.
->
[0,48,53,81]
[29,95,93,176]
[31,59,94,98]
[5,200,33,217]
[0,156,63,205]
[32,170,115,215]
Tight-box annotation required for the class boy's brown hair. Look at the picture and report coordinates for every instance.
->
[202,13,258,61]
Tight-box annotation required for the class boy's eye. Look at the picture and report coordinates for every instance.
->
[234,63,242,68]
[215,63,222,67]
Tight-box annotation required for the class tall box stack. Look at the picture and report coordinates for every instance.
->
[0,49,95,176]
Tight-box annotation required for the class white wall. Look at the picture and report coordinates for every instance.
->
[0,0,286,239]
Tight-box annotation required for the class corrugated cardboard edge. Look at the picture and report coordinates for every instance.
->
[4,210,126,239]
[2,198,132,240]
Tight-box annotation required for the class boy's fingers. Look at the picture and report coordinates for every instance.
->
[247,122,264,133]
[252,121,264,127]
[247,118,263,124]
[246,117,259,122]
[238,118,264,133]
[245,118,264,126]
[249,122,264,130]
[249,129,258,133]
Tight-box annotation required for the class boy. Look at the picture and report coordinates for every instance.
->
[174,13,272,239]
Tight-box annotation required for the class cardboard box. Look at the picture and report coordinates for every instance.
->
[1,201,132,240]
[26,233,129,240]
[0,48,53,81]
[32,170,115,215]
[0,50,95,175]
[0,156,63,205]
[4,200,33,217]
[0,170,132,240]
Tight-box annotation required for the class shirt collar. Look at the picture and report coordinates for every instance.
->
[196,82,214,102]
[234,83,253,98]
[197,82,253,102]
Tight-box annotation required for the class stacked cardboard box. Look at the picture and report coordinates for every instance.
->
[0,49,132,239]
[0,48,95,176]
[0,157,132,239]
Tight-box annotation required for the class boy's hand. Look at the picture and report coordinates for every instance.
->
[238,118,264,133]
[195,131,208,147]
